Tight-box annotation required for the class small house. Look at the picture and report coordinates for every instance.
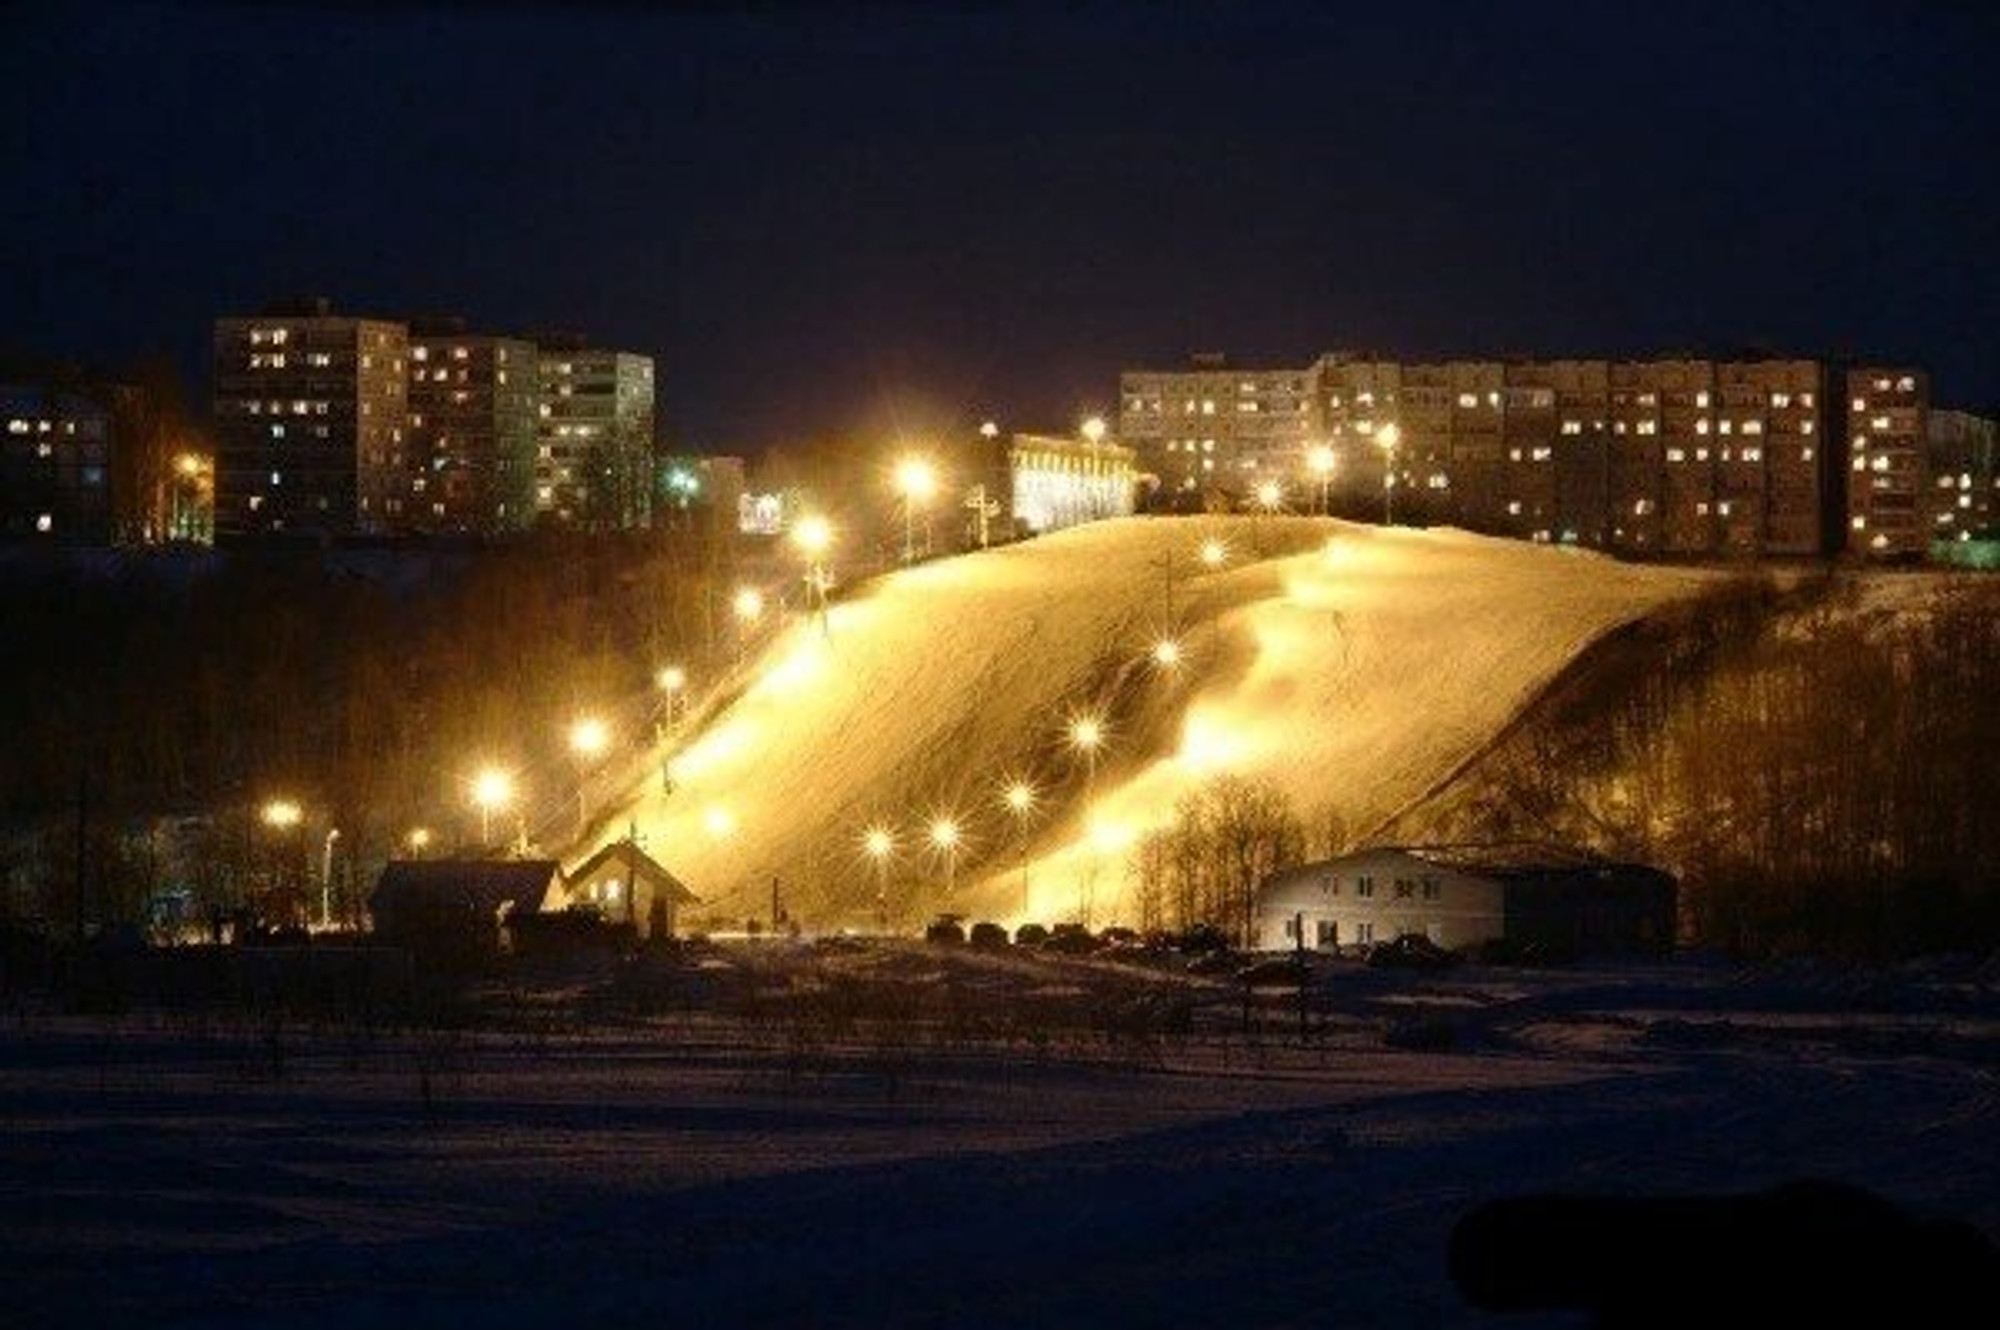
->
[561,839,699,940]
[369,858,560,963]
[1254,845,1675,956]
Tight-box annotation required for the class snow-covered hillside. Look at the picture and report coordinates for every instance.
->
[588,518,1714,926]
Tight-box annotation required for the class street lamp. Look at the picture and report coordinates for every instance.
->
[792,514,835,632]
[1001,779,1038,917]
[1254,479,1284,513]
[894,456,937,564]
[471,767,513,847]
[1376,422,1402,525]
[261,798,303,831]
[406,826,433,857]
[656,665,688,725]
[1151,637,1184,670]
[862,824,895,931]
[320,828,341,931]
[928,815,963,902]
[1308,444,1337,515]
[1066,711,1107,794]
[1080,416,1108,444]
[568,716,609,834]
[1199,537,1229,569]
[732,587,765,663]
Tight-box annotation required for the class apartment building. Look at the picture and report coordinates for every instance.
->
[1118,354,1314,500]
[536,344,656,531]
[1846,368,1929,557]
[213,301,407,538]
[1926,408,1999,545]
[0,385,115,542]
[402,323,539,536]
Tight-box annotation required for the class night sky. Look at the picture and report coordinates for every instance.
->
[3,0,1996,452]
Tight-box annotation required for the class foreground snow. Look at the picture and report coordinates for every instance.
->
[592,518,1712,925]
[4,956,1993,1328]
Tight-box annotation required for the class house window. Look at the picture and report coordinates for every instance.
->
[1422,880,1441,902]
[1356,876,1375,899]
[1283,916,1299,940]
[1315,920,1338,947]
[1355,921,1375,944]
[1394,880,1415,899]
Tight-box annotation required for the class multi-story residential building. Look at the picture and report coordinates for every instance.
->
[401,322,538,536]
[213,301,407,538]
[1118,354,1313,501]
[0,385,114,542]
[1926,409,1999,545]
[1845,367,1929,557]
[536,342,655,531]
[1313,354,1401,509]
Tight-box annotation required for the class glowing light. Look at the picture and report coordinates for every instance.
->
[406,826,432,852]
[1180,714,1243,772]
[1088,816,1134,855]
[1307,444,1337,477]
[1254,479,1284,512]
[978,420,1000,439]
[894,457,938,503]
[1067,712,1106,754]
[1080,416,1108,444]
[863,825,896,859]
[175,453,208,478]
[1151,638,1183,669]
[261,798,303,830]
[471,768,514,810]
[1003,779,1037,816]
[733,587,765,622]
[703,806,737,839]
[928,816,962,851]
[655,665,688,693]
[1376,422,1402,449]
[791,513,834,557]
[1199,538,1229,568]
[568,716,609,758]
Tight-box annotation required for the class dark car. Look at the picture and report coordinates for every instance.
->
[1366,932,1460,970]
[1043,923,1102,955]
[1099,926,1140,947]
[1013,923,1050,948]
[1236,956,1307,989]
[1186,949,1241,976]
[924,915,966,946]
[968,921,1010,950]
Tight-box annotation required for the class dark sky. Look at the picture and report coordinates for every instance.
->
[3,0,1996,450]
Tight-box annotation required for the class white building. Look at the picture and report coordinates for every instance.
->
[1253,845,1675,956]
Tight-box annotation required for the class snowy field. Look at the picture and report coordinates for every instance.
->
[5,952,1993,1328]
[591,518,1714,926]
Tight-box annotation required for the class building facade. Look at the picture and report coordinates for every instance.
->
[400,326,539,536]
[1005,432,1138,535]
[213,302,408,538]
[536,345,656,531]
[1123,350,1932,559]
[0,386,114,542]
[1254,846,1676,956]
[1926,409,1999,546]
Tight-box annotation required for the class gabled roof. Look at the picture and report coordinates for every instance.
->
[370,859,560,920]
[566,840,699,904]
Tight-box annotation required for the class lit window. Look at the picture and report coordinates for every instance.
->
[1800,392,1815,408]
[1871,416,1891,432]
[1742,420,1763,435]
[1560,420,1582,435]
[35,514,52,533]
[1200,400,1215,415]
[1801,419,1815,435]
[1896,375,1915,392]
[1531,446,1551,462]
[1852,397,1867,412]
[1771,392,1791,408]
[1873,377,1891,392]
[1742,447,1763,462]
[1696,419,1711,435]
[1718,420,1733,435]
[1695,391,1710,408]
[1802,447,1814,461]
[1456,392,1478,408]
[1507,500,1522,515]
[1851,515,1866,530]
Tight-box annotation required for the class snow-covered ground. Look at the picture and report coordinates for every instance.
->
[590,518,1714,926]
[4,954,1993,1328]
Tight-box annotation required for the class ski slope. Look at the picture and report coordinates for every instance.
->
[587,518,1714,927]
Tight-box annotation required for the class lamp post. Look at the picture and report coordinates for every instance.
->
[406,826,433,858]
[1199,537,1229,570]
[894,456,937,564]
[791,514,834,635]
[656,665,688,726]
[1376,422,1402,525]
[1253,479,1283,554]
[863,824,895,932]
[320,828,341,930]
[1002,780,1037,918]
[1308,444,1337,516]
[928,816,962,904]
[471,767,513,849]
[1151,637,1183,670]
[568,716,608,835]
[260,798,303,923]
[732,587,765,665]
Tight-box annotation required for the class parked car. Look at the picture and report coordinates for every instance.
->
[968,921,1010,950]
[1236,956,1307,988]
[924,915,966,946]
[1186,949,1242,976]
[1043,923,1102,955]
[1365,933,1460,970]
[1099,926,1140,947]
[1013,923,1050,948]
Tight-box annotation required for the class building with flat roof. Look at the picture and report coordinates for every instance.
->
[213,301,408,538]
[0,385,115,543]
[1926,409,1998,548]
[1119,354,1314,503]
[536,344,655,531]
[1254,845,1676,956]
[401,325,538,536]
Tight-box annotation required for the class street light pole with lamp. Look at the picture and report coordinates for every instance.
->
[791,514,835,635]
[1308,444,1337,516]
[1376,423,1402,525]
[893,456,937,564]
[471,767,514,850]
[567,716,609,836]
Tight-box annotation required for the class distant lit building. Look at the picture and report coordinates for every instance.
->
[1845,367,1929,558]
[401,323,539,536]
[0,385,114,543]
[1923,408,1996,547]
[1003,431,1137,535]
[213,300,408,538]
[536,342,655,531]
[658,453,745,529]
[1119,353,1315,500]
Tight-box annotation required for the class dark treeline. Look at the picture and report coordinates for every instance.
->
[0,529,738,923]
[1405,573,2000,958]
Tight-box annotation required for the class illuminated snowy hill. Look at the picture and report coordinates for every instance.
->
[586,518,1714,927]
